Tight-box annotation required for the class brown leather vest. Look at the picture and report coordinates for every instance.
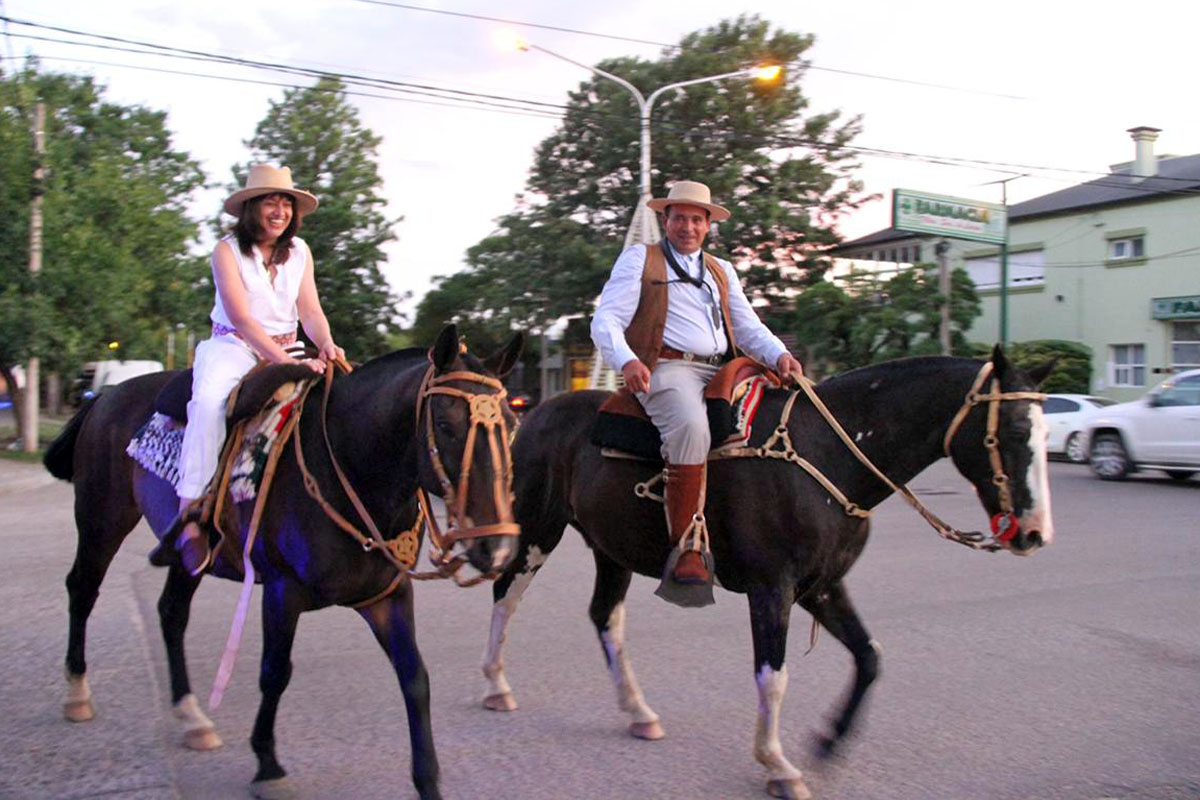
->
[623,243,738,370]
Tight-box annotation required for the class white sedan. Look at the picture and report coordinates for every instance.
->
[1043,394,1118,462]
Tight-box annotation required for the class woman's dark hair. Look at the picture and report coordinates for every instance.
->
[234,193,302,265]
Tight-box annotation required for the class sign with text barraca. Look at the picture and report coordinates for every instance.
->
[892,189,1007,244]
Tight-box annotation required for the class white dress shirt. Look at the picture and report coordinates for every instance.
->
[591,242,789,371]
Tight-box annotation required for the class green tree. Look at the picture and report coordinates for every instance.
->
[794,265,980,377]
[0,64,206,435]
[1004,340,1090,393]
[230,77,400,358]
[414,15,869,343]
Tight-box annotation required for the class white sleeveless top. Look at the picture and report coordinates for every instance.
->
[209,234,307,336]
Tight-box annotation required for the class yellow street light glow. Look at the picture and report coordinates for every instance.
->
[107,341,120,350]
[752,64,782,82]
[493,28,528,53]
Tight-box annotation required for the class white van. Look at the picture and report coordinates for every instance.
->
[72,360,164,405]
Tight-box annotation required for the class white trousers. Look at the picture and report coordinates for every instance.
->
[176,334,260,500]
[637,359,720,465]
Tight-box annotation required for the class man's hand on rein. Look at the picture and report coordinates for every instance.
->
[776,353,804,385]
[622,359,652,394]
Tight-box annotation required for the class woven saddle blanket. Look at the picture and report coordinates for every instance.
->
[126,378,311,503]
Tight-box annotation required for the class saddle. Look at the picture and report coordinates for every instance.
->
[155,361,321,425]
[142,361,326,577]
[590,357,780,460]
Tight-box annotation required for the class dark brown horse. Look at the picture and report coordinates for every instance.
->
[43,325,522,800]
[479,348,1054,799]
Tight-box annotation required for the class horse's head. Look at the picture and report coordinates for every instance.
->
[417,324,524,582]
[944,346,1055,555]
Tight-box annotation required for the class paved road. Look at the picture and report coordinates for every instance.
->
[0,458,1197,800]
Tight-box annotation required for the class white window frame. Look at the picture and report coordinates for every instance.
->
[1109,343,1146,387]
[963,249,1045,290]
[1171,321,1200,372]
[1108,236,1145,261]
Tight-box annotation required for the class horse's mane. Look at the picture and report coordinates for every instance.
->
[819,355,982,391]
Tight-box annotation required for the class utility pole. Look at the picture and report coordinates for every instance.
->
[21,102,45,454]
[936,239,951,355]
[981,174,1025,346]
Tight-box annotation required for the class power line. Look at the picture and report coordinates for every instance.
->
[351,0,1027,100]
[8,14,1200,202]
[352,0,672,49]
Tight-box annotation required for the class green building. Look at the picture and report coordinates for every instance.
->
[833,127,1200,401]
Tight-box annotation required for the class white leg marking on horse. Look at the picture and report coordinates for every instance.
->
[754,665,806,789]
[63,671,95,722]
[482,546,546,710]
[601,603,662,738]
[1021,404,1054,545]
[174,693,223,750]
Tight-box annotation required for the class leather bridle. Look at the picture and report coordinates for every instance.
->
[413,364,520,584]
[294,356,518,588]
[941,362,1047,542]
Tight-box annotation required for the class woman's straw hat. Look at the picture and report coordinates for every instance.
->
[646,180,730,221]
[223,164,319,217]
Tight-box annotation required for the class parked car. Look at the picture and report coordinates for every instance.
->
[1043,394,1118,462]
[70,360,165,406]
[1084,368,1200,481]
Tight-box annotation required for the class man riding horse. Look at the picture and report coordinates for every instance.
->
[590,180,805,599]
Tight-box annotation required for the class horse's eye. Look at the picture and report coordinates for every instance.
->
[435,418,455,437]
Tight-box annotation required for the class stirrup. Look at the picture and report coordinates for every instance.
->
[148,504,207,569]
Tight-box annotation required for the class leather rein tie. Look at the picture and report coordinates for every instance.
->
[413,364,519,586]
[940,361,1047,543]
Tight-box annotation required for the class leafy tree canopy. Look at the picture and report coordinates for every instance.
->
[413,15,869,346]
[228,77,401,358]
[0,63,206,379]
[793,265,981,377]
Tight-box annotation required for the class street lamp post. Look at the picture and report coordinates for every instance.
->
[515,38,779,247]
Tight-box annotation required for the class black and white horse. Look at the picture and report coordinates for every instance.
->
[478,349,1053,799]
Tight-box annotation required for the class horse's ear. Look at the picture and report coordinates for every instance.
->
[1027,359,1056,388]
[991,344,1010,379]
[485,332,525,378]
[431,324,460,372]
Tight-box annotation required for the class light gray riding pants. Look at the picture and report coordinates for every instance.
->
[636,359,720,465]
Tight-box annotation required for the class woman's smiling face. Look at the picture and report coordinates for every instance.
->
[256,193,294,241]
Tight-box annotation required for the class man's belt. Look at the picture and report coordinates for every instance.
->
[659,345,725,366]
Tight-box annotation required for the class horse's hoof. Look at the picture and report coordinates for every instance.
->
[767,777,813,800]
[63,698,95,723]
[184,726,223,751]
[251,777,294,800]
[629,720,665,740]
[483,692,518,712]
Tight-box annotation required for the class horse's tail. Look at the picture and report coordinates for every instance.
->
[43,397,98,482]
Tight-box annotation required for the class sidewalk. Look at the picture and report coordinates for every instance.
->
[0,455,57,496]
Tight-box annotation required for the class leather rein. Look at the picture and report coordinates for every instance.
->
[293,355,518,589]
[713,361,1045,551]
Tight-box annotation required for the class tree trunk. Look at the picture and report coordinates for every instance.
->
[46,371,62,417]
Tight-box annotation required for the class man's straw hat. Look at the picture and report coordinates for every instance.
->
[223,164,319,217]
[646,180,731,222]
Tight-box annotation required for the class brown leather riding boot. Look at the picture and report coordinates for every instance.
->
[664,462,710,585]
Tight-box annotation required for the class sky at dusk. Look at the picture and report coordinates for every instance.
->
[4,0,1198,318]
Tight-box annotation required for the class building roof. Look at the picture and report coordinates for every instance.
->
[833,153,1200,253]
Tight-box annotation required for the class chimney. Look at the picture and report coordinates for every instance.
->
[1127,126,1161,181]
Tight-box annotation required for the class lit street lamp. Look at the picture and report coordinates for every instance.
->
[502,32,781,247]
